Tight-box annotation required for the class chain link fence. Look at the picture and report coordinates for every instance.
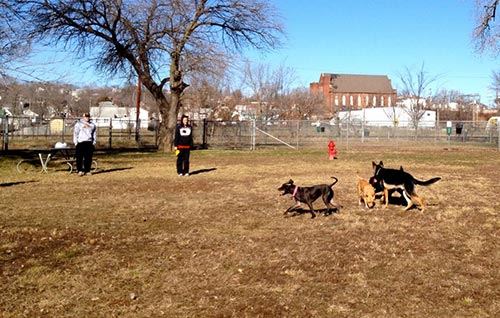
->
[0,116,158,151]
[2,115,499,151]
[198,119,500,150]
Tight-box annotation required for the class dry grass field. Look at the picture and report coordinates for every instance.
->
[1,145,500,317]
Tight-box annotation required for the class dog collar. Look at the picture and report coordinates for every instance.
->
[292,186,299,197]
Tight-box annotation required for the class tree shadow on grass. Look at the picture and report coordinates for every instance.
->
[0,180,38,187]
[91,167,134,175]
[189,168,217,176]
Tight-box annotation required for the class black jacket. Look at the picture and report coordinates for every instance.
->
[174,123,193,149]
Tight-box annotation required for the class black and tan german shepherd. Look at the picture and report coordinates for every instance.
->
[371,161,441,212]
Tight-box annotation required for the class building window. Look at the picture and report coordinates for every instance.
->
[357,95,361,107]
[365,96,369,106]
[342,95,346,106]
[373,96,377,106]
[381,96,385,106]
[335,96,339,106]
[388,96,392,106]
[349,95,353,106]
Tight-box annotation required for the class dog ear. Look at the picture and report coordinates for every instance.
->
[379,161,384,167]
[288,179,294,184]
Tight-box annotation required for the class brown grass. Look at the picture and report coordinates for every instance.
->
[1,146,500,317]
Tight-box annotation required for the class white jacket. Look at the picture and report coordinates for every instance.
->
[73,119,97,145]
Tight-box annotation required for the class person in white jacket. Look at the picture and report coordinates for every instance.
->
[73,113,97,176]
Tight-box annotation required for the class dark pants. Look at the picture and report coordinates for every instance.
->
[75,141,94,173]
[176,149,190,174]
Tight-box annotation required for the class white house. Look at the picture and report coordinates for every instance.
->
[90,101,149,129]
[338,106,436,128]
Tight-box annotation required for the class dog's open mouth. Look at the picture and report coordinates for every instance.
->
[278,184,293,196]
[278,189,288,196]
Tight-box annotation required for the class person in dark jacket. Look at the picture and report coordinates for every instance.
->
[174,114,193,176]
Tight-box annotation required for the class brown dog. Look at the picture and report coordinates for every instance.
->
[356,175,376,208]
[278,177,340,218]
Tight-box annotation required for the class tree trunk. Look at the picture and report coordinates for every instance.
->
[157,52,184,152]
[157,97,175,153]
[158,91,181,152]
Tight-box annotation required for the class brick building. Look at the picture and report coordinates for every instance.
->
[310,73,397,115]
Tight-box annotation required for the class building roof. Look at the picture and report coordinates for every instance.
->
[323,73,394,94]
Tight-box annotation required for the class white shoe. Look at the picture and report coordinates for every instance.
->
[178,173,183,176]
[78,171,84,176]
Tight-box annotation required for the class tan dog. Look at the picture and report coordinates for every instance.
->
[356,175,376,209]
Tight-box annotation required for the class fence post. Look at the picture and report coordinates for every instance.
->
[296,120,299,149]
[135,118,141,145]
[251,119,256,150]
[202,118,207,149]
[361,109,365,143]
[2,114,8,151]
[155,122,159,148]
[109,118,113,149]
[61,117,66,143]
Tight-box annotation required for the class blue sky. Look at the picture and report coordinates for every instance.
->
[257,0,499,106]
[19,0,499,107]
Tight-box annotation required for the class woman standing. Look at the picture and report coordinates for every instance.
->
[174,114,193,176]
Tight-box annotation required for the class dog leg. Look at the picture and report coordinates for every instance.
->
[418,197,426,212]
[357,186,362,206]
[305,202,316,219]
[322,191,335,216]
[409,195,425,212]
[383,188,389,208]
[332,201,341,213]
[324,202,335,215]
[285,201,301,215]
[402,191,414,211]
[325,199,341,213]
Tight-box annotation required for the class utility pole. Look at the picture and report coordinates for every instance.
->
[135,74,141,144]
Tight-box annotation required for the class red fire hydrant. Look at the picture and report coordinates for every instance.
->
[328,140,337,160]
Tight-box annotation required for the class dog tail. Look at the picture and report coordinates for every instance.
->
[414,177,441,186]
[329,176,339,187]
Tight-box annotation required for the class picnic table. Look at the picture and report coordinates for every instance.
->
[16,147,97,174]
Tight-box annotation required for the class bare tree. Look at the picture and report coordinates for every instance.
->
[474,0,500,111]
[490,70,500,108]
[280,88,323,120]
[398,63,438,129]
[0,1,31,83]
[242,61,296,120]
[183,64,232,120]
[382,106,404,135]
[473,0,500,53]
[16,0,283,150]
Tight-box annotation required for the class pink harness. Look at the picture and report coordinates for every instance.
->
[292,185,299,197]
